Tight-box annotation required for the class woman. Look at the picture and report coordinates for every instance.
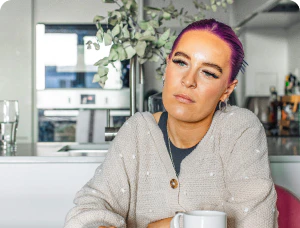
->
[64,19,278,228]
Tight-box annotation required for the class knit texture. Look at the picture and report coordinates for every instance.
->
[64,106,278,228]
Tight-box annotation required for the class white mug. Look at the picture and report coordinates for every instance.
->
[170,210,227,228]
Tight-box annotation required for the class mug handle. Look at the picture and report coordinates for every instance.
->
[170,213,184,228]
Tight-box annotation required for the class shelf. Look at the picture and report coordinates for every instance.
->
[281,95,300,112]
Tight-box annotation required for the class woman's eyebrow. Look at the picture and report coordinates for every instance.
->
[202,62,223,74]
[174,52,223,74]
[174,51,190,60]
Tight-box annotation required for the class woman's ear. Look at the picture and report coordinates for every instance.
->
[220,79,238,101]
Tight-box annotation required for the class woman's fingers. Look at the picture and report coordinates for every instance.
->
[98,227,116,228]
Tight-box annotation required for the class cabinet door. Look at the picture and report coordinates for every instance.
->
[0,162,100,228]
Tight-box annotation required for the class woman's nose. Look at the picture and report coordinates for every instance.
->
[181,71,197,88]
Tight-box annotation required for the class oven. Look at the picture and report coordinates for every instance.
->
[37,89,131,143]
[35,23,141,142]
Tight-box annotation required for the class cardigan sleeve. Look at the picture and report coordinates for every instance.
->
[220,109,278,228]
[64,119,137,228]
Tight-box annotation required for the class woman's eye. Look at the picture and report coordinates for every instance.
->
[202,70,219,79]
[172,59,187,67]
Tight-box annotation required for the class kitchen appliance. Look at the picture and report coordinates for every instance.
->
[37,90,131,143]
[36,24,130,90]
[245,96,269,123]
[35,24,142,142]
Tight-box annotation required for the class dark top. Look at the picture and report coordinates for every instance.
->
[158,112,198,176]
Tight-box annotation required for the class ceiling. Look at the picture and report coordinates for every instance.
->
[244,12,300,29]
[242,0,300,29]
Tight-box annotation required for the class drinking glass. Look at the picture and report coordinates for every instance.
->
[0,100,19,155]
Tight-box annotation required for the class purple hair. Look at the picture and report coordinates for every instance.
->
[169,19,245,82]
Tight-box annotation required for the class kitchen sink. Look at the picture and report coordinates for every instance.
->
[57,143,111,156]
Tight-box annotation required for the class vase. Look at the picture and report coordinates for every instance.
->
[148,92,165,114]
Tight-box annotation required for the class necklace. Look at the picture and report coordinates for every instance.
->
[167,120,188,212]
[166,121,176,171]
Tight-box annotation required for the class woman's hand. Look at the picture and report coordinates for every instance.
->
[98,217,173,228]
[99,226,116,228]
[147,217,173,228]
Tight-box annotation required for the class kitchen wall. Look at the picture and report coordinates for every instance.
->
[287,21,300,76]
[242,28,288,97]
[34,0,118,24]
[234,33,246,108]
[0,0,33,143]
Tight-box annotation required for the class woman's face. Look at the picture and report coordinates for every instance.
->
[162,30,237,123]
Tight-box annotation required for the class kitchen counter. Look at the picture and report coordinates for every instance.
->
[267,137,300,163]
[0,142,110,163]
[0,137,300,163]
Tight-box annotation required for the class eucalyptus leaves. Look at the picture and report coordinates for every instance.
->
[89,0,234,87]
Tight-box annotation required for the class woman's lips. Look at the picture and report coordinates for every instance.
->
[174,94,195,104]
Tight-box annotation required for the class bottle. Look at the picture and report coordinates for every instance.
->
[276,96,282,122]
[268,86,277,124]
[285,73,297,95]
[275,96,282,134]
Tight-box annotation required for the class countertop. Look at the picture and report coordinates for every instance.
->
[0,143,109,163]
[1,137,300,163]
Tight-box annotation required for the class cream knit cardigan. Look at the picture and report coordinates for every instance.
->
[64,106,278,228]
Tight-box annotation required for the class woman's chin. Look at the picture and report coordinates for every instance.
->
[165,103,215,123]
[166,106,196,122]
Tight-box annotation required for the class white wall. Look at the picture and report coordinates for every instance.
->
[0,0,33,143]
[287,21,300,77]
[242,28,288,97]
[34,0,118,24]
[234,33,246,107]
